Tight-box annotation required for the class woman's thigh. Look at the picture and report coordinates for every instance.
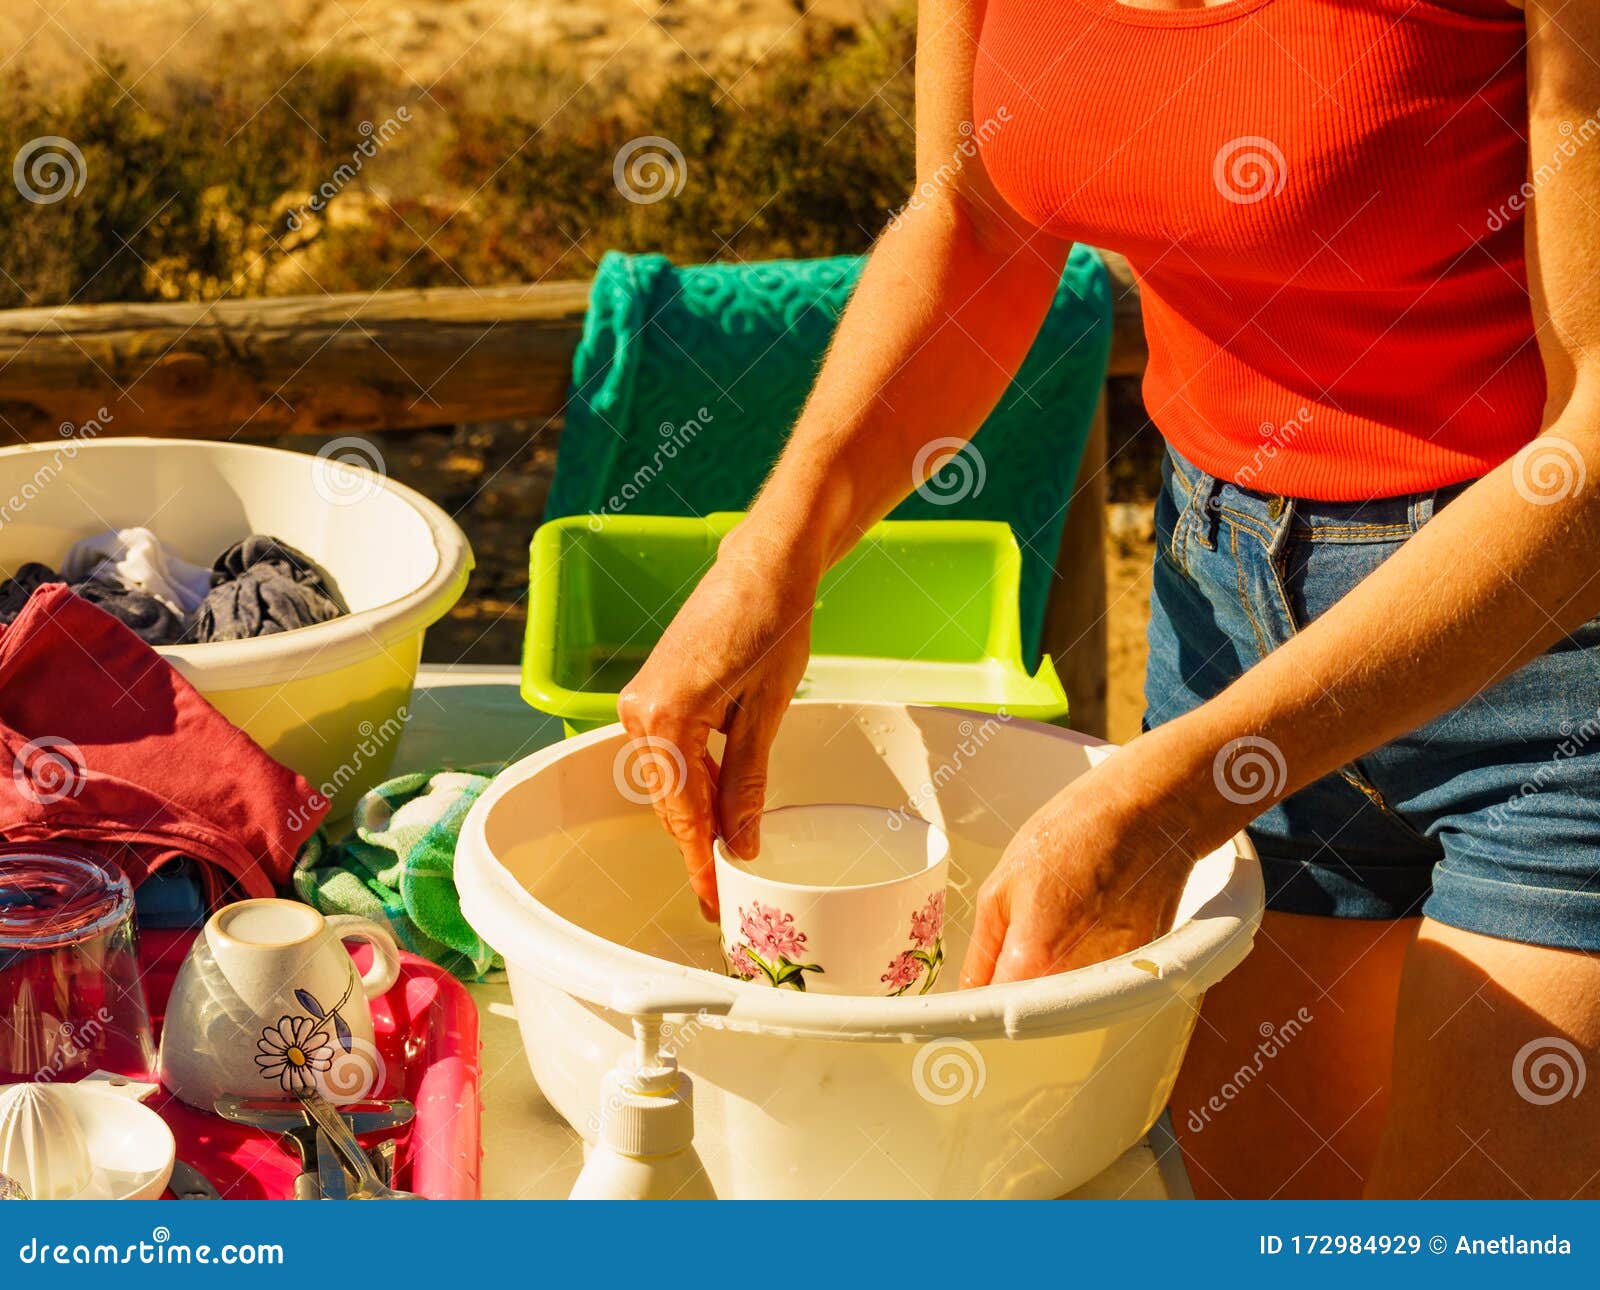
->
[1367,918,1600,1199]
[1170,910,1417,1199]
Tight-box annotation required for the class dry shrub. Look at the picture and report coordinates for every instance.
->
[0,11,916,307]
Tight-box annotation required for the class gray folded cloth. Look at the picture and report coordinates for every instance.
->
[185,536,349,643]
[72,578,187,644]
[0,562,185,644]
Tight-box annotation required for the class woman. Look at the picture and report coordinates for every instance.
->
[618,0,1600,1199]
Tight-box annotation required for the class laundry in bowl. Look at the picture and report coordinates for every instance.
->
[0,530,349,646]
[0,557,187,646]
[61,526,213,616]
[71,579,188,645]
[185,535,348,643]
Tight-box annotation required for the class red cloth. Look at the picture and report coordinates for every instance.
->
[973,0,1546,500]
[0,584,325,897]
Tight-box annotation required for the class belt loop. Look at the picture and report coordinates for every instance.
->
[1411,490,1436,532]
[1171,467,1206,566]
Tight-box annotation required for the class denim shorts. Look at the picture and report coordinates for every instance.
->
[1144,447,1600,950]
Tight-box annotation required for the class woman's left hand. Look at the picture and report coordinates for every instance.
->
[958,740,1226,987]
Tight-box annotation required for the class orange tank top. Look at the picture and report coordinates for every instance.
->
[973,0,1545,499]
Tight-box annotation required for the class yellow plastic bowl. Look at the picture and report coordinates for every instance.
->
[0,437,472,817]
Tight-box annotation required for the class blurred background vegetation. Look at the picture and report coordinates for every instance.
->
[0,14,916,304]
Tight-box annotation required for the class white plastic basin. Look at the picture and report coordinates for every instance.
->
[458,701,1263,1199]
[0,438,472,816]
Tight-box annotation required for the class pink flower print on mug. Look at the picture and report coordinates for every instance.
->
[723,902,825,990]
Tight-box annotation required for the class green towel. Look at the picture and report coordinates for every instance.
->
[546,249,1113,661]
[294,770,501,980]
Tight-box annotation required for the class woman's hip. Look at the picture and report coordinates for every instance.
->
[1142,445,1600,951]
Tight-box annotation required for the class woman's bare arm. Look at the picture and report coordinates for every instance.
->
[619,0,1069,914]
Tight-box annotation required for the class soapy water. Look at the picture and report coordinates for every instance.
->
[740,805,942,889]
[502,814,983,989]
[740,840,919,889]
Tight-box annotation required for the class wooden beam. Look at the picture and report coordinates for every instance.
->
[1041,393,1110,739]
[0,253,1142,441]
[0,281,591,440]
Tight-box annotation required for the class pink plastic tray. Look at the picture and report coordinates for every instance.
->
[139,929,482,1200]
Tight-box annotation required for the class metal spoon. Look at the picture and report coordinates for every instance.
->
[315,1130,349,1200]
[296,1091,423,1200]
[214,1093,415,1199]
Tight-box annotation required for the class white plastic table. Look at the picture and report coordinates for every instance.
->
[398,665,1191,1200]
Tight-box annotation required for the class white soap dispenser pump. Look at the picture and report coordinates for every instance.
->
[568,1018,716,1200]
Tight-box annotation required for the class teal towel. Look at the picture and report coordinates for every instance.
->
[546,249,1113,660]
[294,770,501,980]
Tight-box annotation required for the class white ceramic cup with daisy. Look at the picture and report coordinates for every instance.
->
[158,898,401,1110]
[714,804,950,997]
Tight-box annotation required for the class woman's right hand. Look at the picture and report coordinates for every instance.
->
[617,527,818,920]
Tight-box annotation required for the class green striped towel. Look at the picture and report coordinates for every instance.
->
[294,770,501,980]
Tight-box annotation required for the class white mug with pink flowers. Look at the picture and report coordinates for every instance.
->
[713,804,950,997]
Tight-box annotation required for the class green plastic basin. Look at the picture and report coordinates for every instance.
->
[521,512,1069,734]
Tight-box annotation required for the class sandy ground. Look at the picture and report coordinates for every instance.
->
[3,0,878,92]
[1105,503,1154,745]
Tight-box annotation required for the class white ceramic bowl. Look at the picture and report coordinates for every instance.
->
[0,1081,174,1200]
[458,701,1264,1199]
[64,1083,175,1200]
[715,805,949,996]
[0,438,472,816]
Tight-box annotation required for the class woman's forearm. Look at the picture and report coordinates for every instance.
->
[1130,403,1600,858]
[730,195,1068,578]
